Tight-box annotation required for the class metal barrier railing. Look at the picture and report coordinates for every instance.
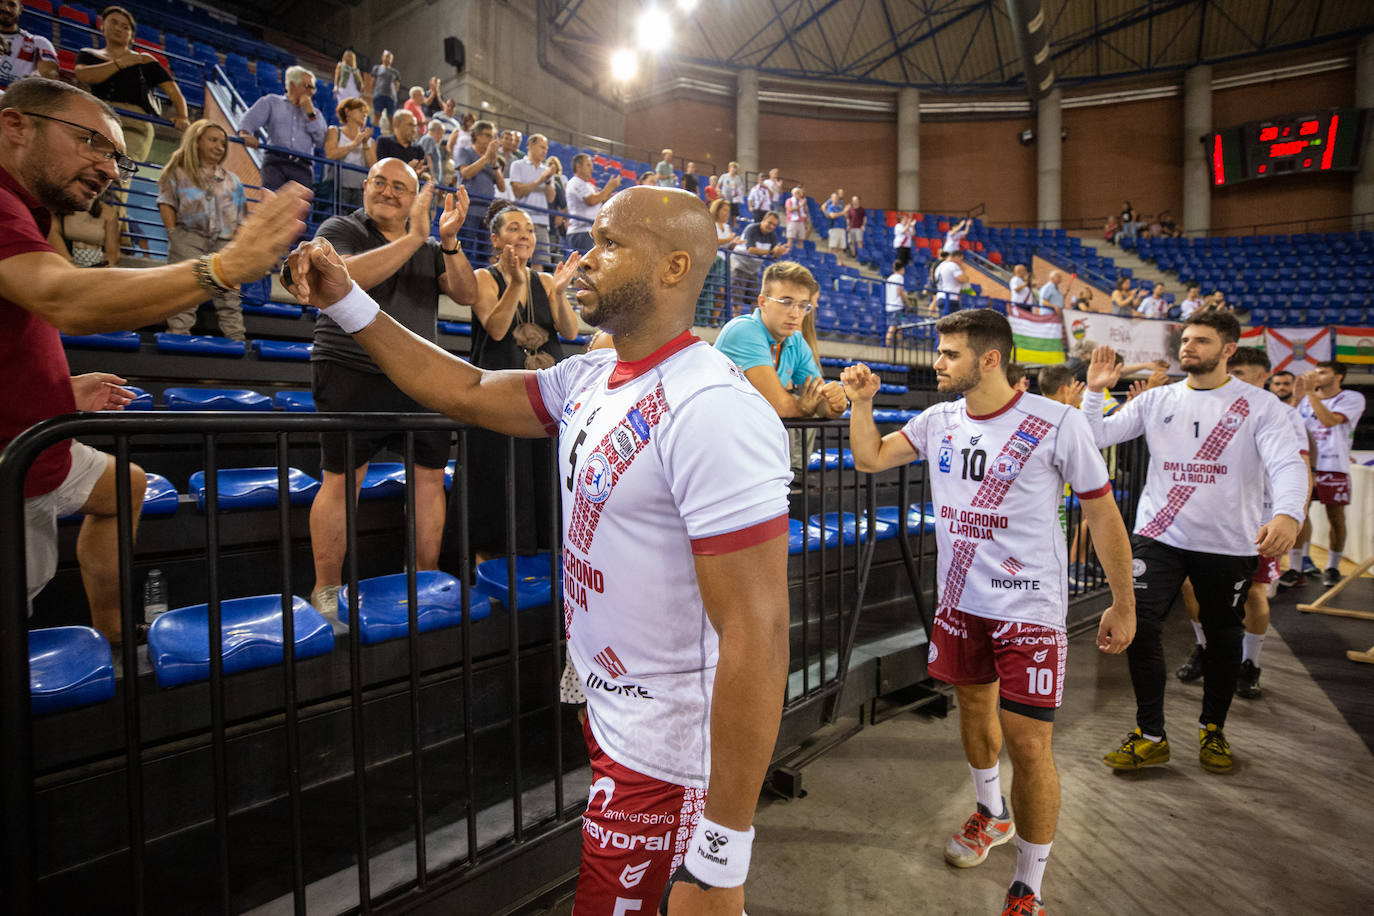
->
[3,408,976,914]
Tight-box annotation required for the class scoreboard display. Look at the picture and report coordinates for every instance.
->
[1207,109,1367,188]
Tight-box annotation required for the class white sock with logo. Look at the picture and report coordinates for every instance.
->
[1328,550,1343,570]
[1190,620,1206,648]
[970,764,1003,816]
[1013,837,1052,897]
[1242,632,1265,664]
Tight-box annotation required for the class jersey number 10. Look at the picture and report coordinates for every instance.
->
[1025,667,1054,696]
[960,448,987,481]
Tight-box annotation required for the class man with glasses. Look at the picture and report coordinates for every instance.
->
[306,157,478,620]
[455,118,506,264]
[0,77,310,643]
[238,65,326,191]
[713,260,846,420]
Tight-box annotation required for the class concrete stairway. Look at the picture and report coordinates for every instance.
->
[1073,233,1178,292]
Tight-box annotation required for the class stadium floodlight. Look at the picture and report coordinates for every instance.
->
[636,6,672,53]
[610,48,639,81]
[676,0,698,12]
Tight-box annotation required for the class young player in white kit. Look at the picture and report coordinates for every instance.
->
[1290,360,1366,587]
[1173,346,1311,699]
[283,186,792,916]
[1085,312,1307,774]
[843,309,1137,916]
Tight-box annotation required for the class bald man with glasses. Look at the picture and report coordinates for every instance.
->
[0,78,310,643]
[306,157,480,620]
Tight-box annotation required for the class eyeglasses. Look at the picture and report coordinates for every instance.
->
[762,295,815,314]
[367,176,416,196]
[22,111,137,181]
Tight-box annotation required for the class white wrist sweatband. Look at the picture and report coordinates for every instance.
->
[321,282,380,334]
[684,816,754,888]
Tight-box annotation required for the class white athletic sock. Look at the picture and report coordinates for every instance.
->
[970,764,1003,816]
[1191,620,1206,648]
[1242,632,1265,664]
[1289,548,1304,569]
[1140,732,1163,743]
[1328,550,1342,570]
[1013,837,1052,897]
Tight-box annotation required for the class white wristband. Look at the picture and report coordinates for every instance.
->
[321,282,380,334]
[684,816,754,889]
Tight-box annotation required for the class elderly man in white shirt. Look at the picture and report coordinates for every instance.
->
[508,133,558,265]
[1037,270,1065,312]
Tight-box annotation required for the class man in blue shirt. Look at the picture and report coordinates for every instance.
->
[729,211,788,314]
[454,119,506,264]
[714,260,847,419]
[237,65,327,190]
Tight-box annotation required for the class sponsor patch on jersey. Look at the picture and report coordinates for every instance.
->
[626,407,651,443]
[938,436,953,473]
[580,453,613,504]
[1163,414,1174,424]
[991,453,1023,482]
[1006,437,1034,461]
[610,424,636,461]
[1131,558,1146,578]
[1014,429,1040,446]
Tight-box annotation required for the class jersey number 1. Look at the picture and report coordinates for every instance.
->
[566,430,588,493]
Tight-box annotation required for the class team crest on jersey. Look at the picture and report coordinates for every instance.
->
[927,641,939,664]
[1220,409,1245,431]
[991,453,1023,482]
[1132,558,1146,578]
[580,453,613,503]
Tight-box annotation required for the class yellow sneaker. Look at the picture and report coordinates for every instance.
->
[1198,723,1233,774]
[1102,728,1171,770]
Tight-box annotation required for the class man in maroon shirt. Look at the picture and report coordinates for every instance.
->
[0,78,310,642]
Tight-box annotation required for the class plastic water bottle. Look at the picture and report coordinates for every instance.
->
[144,569,168,622]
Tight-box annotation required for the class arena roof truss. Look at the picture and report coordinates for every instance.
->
[546,0,1374,93]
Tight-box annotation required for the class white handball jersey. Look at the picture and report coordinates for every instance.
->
[1262,404,1309,521]
[527,332,791,787]
[1298,389,1366,473]
[900,392,1112,630]
[1083,378,1308,555]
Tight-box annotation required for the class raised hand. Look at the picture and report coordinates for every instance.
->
[1066,379,1086,408]
[1086,345,1122,392]
[1126,379,1148,402]
[71,372,135,412]
[216,183,312,286]
[498,244,527,284]
[408,181,436,239]
[550,249,581,293]
[437,188,469,247]
[285,237,355,309]
[1292,373,1308,401]
[840,363,881,403]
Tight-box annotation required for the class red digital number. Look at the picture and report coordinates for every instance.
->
[1259,126,1278,142]
[1269,140,1307,157]
[1299,119,1320,136]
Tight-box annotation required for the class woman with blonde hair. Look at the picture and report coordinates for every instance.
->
[324,97,377,208]
[698,197,738,324]
[157,120,248,340]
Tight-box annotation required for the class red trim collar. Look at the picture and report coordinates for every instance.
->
[966,389,1023,421]
[607,330,699,389]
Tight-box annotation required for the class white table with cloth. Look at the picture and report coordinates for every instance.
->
[1308,450,1374,565]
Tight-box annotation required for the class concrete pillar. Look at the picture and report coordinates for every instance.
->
[896,87,920,211]
[1036,88,1061,227]
[1353,35,1374,230]
[735,68,759,174]
[1182,65,1212,235]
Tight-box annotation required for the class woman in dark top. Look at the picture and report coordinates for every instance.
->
[74,5,189,164]
[467,200,580,560]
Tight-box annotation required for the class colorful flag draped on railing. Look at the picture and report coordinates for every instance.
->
[1264,326,1331,372]
[1007,304,1065,364]
[1335,326,1374,365]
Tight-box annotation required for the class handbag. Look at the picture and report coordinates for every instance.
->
[509,269,555,370]
[136,61,163,117]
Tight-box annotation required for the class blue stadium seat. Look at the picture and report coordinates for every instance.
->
[273,390,315,412]
[60,331,141,351]
[147,595,334,688]
[155,333,246,357]
[787,518,840,554]
[360,462,408,499]
[164,387,271,410]
[252,340,312,361]
[188,467,322,510]
[810,511,897,545]
[143,473,179,516]
[871,409,919,424]
[438,320,473,336]
[807,448,855,471]
[29,626,116,715]
[875,504,937,533]
[241,302,303,318]
[877,383,909,395]
[124,386,154,410]
[336,571,492,645]
[474,553,558,608]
